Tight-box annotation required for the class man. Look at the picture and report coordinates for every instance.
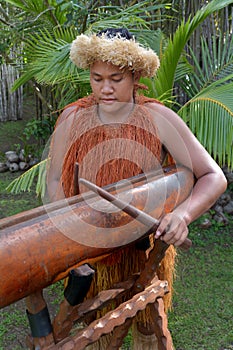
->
[32,28,227,349]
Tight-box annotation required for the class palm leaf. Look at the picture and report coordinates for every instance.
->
[11,29,85,91]
[154,0,233,104]
[5,0,67,26]
[5,0,50,13]
[88,2,170,32]
[178,82,233,167]
[6,158,48,197]
[180,32,233,97]
[176,26,233,168]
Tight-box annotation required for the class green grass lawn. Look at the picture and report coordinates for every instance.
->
[169,221,233,350]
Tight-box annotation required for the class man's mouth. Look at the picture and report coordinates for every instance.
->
[100,98,117,104]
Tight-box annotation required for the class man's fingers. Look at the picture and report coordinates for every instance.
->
[164,227,189,246]
[155,213,189,247]
[155,215,172,238]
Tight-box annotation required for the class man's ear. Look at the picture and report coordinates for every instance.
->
[133,71,142,83]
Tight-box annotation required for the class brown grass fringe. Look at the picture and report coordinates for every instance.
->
[50,94,176,347]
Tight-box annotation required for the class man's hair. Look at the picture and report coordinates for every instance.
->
[97,28,134,40]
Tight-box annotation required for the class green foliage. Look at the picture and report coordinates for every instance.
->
[148,0,233,102]
[12,32,75,88]
[2,0,233,196]
[177,33,233,168]
[23,116,56,142]
[3,0,69,27]
[142,0,233,168]
[11,27,91,107]
[86,2,168,33]
[178,85,233,167]
[0,172,40,219]
[14,139,35,160]
[6,158,48,197]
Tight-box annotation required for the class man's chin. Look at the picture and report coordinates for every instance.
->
[99,101,120,113]
[99,101,131,110]
[98,101,134,122]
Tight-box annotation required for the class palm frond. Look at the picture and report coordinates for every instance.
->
[154,0,233,104]
[135,29,164,58]
[54,79,91,108]
[11,30,77,90]
[89,1,170,30]
[5,0,50,12]
[178,31,233,102]
[53,26,79,43]
[184,32,233,93]
[178,82,233,168]
[6,159,48,197]
[5,0,67,26]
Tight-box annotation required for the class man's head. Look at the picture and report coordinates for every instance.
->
[89,60,137,112]
[70,28,160,78]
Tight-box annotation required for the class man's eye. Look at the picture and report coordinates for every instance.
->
[112,78,122,82]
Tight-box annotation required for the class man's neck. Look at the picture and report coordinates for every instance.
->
[97,100,135,124]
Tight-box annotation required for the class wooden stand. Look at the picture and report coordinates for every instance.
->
[25,239,174,350]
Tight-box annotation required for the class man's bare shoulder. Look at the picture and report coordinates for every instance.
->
[57,105,78,125]
[144,101,182,127]
[144,101,176,116]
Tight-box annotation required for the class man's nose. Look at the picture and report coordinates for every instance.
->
[101,80,114,93]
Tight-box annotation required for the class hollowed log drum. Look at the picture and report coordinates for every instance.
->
[0,165,193,309]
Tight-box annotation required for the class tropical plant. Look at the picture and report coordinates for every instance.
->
[7,158,48,196]
[142,0,233,168]
[178,33,233,167]
[5,0,233,197]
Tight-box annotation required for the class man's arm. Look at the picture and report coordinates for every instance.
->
[47,107,76,202]
[148,103,227,246]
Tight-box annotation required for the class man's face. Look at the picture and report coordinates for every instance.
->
[90,61,136,106]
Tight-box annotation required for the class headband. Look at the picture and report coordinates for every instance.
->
[70,33,160,77]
